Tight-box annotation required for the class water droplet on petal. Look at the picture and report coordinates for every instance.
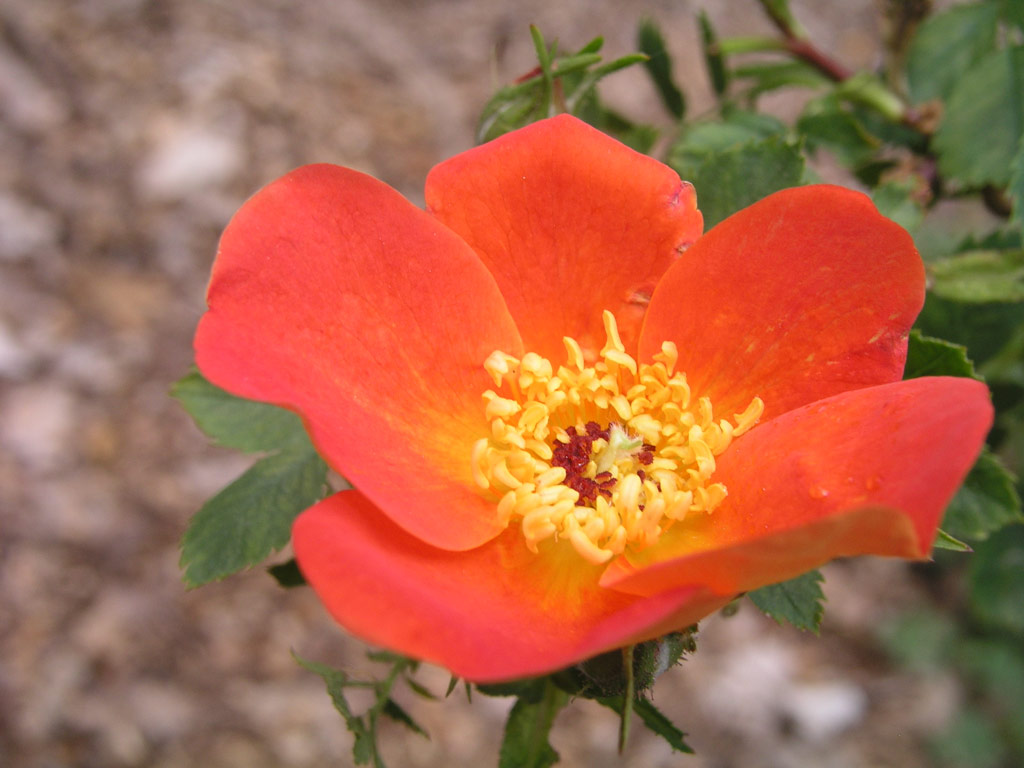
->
[809,485,830,500]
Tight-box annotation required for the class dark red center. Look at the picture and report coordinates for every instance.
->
[551,422,654,506]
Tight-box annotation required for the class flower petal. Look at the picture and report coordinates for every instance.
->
[602,376,992,597]
[639,185,925,419]
[195,164,522,551]
[293,490,733,682]
[425,115,702,363]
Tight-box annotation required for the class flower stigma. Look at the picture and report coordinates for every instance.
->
[471,311,764,566]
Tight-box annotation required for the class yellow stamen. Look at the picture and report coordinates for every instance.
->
[472,311,764,565]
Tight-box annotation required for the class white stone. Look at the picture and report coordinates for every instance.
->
[0,193,59,262]
[128,680,198,740]
[138,123,243,201]
[1,381,76,471]
[0,47,68,131]
[700,638,798,737]
[0,320,34,378]
[783,680,868,742]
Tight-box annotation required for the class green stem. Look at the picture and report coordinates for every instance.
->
[619,645,636,754]
[369,658,412,751]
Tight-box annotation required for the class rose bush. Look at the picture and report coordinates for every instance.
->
[195,115,991,681]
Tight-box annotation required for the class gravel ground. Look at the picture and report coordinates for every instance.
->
[1,1,957,766]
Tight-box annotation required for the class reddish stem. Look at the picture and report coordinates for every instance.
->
[759,1,852,82]
[783,37,853,82]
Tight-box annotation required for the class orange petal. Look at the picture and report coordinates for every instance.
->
[195,164,522,551]
[294,490,733,682]
[602,376,992,597]
[425,115,702,364]
[639,185,924,420]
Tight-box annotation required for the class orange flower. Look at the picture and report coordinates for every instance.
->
[195,115,991,682]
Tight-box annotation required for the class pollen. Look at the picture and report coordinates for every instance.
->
[471,311,764,566]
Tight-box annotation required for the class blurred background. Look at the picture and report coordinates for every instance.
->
[0,1,998,766]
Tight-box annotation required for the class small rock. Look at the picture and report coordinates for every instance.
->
[1,380,77,471]
[0,46,69,131]
[65,693,149,765]
[0,320,35,378]
[33,469,121,545]
[129,680,198,741]
[701,638,797,737]
[783,680,868,742]
[138,122,243,201]
[19,649,90,739]
[0,192,59,262]
[73,587,156,663]
[54,340,129,392]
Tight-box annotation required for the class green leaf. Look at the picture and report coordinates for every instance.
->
[172,370,312,453]
[849,103,928,153]
[1002,0,1024,32]
[879,607,957,671]
[596,696,694,753]
[757,0,803,36]
[267,558,307,588]
[637,18,685,119]
[476,29,647,144]
[833,73,905,122]
[498,681,568,768]
[915,293,1024,366]
[904,330,981,380]
[180,446,328,587]
[978,318,1024,386]
[551,53,604,78]
[668,112,787,179]
[906,2,999,104]
[556,630,696,700]
[381,699,428,738]
[872,180,925,233]
[798,108,880,167]
[957,637,1024,712]
[365,649,406,665]
[928,250,1024,303]
[928,709,1007,768]
[957,228,1024,252]
[748,569,825,633]
[736,60,830,102]
[477,678,546,700]
[295,652,424,768]
[934,46,1024,187]
[680,137,805,229]
[404,676,437,701]
[1011,135,1024,230]
[716,36,788,56]
[944,450,1023,542]
[698,11,728,98]
[969,523,1024,634]
[633,698,694,753]
[932,528,973,552]
[573,100,658,154]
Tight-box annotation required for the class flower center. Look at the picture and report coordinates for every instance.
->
[471,311,763,566]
